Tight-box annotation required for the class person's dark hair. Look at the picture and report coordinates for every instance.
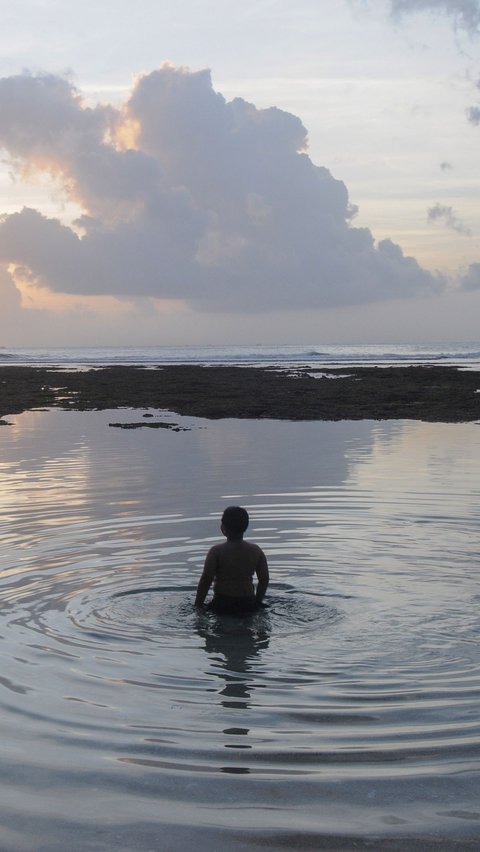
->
[222,505,249,536]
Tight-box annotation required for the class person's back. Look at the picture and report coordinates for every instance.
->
[194,506,269,614]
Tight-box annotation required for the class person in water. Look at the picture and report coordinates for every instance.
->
[194,506,269,614]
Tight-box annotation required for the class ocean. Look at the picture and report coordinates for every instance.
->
[0,347,479,850]
[1,341,480,368]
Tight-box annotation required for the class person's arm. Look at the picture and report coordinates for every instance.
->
[255,549,269,604]
[194,548,217,607]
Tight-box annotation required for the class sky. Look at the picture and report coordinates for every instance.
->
[0,0,479,346]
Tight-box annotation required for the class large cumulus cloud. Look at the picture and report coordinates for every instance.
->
[0,65,442,311]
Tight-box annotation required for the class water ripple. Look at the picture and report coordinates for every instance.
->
[1,410,480,847]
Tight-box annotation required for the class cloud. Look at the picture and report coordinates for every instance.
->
[0,262,52,343]
[387,4,480,125]
[466,76,480,125]
[467,104,480,123]
[0,66,442,312]
[0,264,22,313]
[427,203,472,235]
[389,0,480,33]
[460,261,480,289]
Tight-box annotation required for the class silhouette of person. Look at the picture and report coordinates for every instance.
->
[194,506,269,614]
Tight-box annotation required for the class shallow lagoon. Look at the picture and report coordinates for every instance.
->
[0,409,479,850]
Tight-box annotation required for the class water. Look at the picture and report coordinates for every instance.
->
[1,408,479,850]
[1,341,480,368]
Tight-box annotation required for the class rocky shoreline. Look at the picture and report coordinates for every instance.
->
[1,364,479,424]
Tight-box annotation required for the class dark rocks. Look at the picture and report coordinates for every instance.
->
[109,421,189,431]
[0,364,479,423]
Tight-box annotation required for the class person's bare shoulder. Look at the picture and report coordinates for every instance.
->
[205,542,225,561]
[243,541,266,558]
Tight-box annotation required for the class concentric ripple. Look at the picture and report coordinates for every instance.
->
[1,408,480,849]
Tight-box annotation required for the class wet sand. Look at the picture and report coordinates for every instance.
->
[1,363,479,423]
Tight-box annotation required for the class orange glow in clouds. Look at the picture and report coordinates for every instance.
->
[112,115,141,151]
[9,263,187,316]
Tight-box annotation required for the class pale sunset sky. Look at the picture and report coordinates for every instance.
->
[0,0,479,345]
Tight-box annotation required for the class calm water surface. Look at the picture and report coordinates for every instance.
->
[0,409,479,850]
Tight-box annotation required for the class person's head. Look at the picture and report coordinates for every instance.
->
[221,505,249,539]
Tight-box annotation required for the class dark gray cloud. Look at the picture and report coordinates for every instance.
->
[0,66,443,311]
[460,261,480,289]
[427,203,472,235]
[389,0,480,33]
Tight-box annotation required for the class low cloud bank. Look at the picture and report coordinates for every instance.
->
[0,66,442,311]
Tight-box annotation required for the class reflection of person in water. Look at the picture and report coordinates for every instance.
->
[197,615,270,709]
[194,506,269,614]
[194,605,270,772]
